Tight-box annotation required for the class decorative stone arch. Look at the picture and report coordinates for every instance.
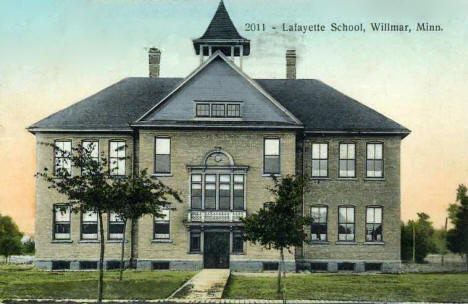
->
[202,148,235,167]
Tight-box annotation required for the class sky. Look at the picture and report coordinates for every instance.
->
[0,0,467,235]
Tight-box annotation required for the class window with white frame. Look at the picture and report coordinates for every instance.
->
[82,141,99,175]
[312,143,328,177]
[190,174,245,210]
[311,206,328,241]
[366,206,383,242]
[54,141,72,175]
[154,209,170,239]
[109,141,125,176]
[53,204,71,240]
[211,104,225,117]
[196,104,210,117]
[338,206,355,241]
[367,143,383,178]
[339,143,356,178]
[264,138,280,174]
[233,175,244,210]
[81,211,98,240]
[155,137,171,174]
[226,104,241,117]
[108,212,125,240]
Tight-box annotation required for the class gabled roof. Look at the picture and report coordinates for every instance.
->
[28,75,409,136]
[137,51,301,125]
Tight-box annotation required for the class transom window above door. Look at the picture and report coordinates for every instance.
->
[194,102,242,118]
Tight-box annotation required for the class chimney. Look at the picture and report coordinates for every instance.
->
[286,49,296,79]
[149,48,161,78]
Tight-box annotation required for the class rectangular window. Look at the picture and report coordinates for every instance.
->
[338,262,355,271]
[80,261,98,270]
[81,211,97,240]
[107,261,122,270]
[312,143,328,177]
[108,212,125,240]
[338,206,355,241]
[154,209,170,239]
[211,104,225,117]
[52,261,70,270]
[109,141,125,176]
[53,205,71,240]
[152,261,170,270]
[196,104,210,117]
[339,143,356,178]
[367,143,383,178]
[81,141,99,175]
[365,263,382,272]
[191,175,202,209]
[219,175,231,210]
[54,141,72,175]
[366,206,383,242]
[310,263,328,271]
[233,175,244,210]
[264,138,280,174]
[155,137,171,174]
[263,262,279,271]
[190,231,201,253]
[226,104,241,117]
[311,206,327,241]
[232,230,244,253]
[204,175,216,210]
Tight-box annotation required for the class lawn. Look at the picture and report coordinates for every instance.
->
[0,265,195,300]
[224,273,468,302]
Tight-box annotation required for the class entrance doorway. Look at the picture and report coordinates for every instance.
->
[203,232,230,269]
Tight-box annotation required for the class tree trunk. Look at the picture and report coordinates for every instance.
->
[97,211,105,303]
[129,217,138,269]
[119,219,127,281]
[465,253,468,270]
[277,247,283,297]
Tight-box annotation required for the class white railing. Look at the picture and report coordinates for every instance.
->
[188,210,246,223]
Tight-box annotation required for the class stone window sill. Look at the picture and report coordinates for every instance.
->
[151,173,173,177]
[107,240,128,243]
[310,241,329,245]
[262,174,281,178]
[152,239,173,243]
[187,251,201,255]
[336,177,358,181]
[231,252,245,255]
[51,240,73,244]
[364,178,386,182]
[335,241,357,245]
[364,241,385,245]
[78,240,99,243]
[310,177,330,181]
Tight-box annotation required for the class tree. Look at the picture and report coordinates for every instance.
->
[112,169,181,280]
[241,175,312,298]
[37,142,119,303]
[0,214,23,263]
[22,237,35,255]
[401,212,436,263]
[447,184,468,267]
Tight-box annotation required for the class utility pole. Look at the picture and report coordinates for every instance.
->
[412,221,416,263]
[442,217,448,265]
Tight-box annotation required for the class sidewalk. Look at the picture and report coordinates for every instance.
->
[169,269,231,299]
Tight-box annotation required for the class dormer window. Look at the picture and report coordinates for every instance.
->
[195,102,241,118]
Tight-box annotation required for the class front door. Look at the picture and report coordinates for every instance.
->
[203,232,230,269]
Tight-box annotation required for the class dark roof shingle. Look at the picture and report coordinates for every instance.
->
[29,77,409,135]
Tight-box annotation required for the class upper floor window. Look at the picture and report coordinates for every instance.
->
[54,141,71,175]
[190,173,245,210]
[154,209,170,239]
[264,138,280,174]
[367,143,383,178]
[82,141,99,175]
[312,143,328,177]
[211,104,225,117]
[196,104,210,117]
[109,141,125,176]
[366,206,383,242]
[81,211,98,240]
[339,143,355,178]
[195,102,241,118]
[338,206,355,241]
[53,204,70,240]
[108,212,125,240]
[154,137,171,174]
[311,206,328,241]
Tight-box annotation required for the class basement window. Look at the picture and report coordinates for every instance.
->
[365,263,382,272]
[263,262,279,271]
[152,262,170,270]
[79,261,98,270]
[338,262,355,271]
[52,261,70,271]
[310,262,328,272]
[107,261,122,270]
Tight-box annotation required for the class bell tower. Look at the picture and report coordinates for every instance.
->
[193,0,250,69]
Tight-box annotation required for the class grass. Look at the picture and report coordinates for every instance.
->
[223,272,468,302]
[0,265,195,300]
